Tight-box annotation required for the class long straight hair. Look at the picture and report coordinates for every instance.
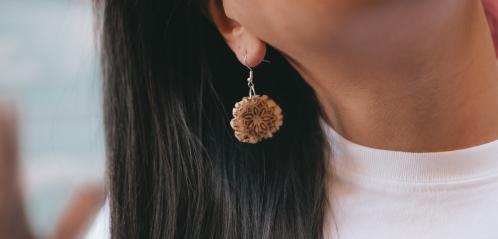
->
[96,0,328,238]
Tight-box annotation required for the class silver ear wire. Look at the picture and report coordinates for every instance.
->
[243,53,253,71]
[244,53,256,97]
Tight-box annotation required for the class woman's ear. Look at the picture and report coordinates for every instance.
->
[207,0,266,67]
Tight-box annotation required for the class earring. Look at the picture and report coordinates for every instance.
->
[230,55,284,144]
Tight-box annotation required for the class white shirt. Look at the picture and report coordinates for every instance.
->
[321,119,498,239]
[86,120,498,238]
[85,197,110,239]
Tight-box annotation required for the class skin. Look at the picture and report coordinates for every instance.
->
[484,0,498,55]
[209,0,498,152]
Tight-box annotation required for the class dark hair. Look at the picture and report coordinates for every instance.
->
[96,0,328,238]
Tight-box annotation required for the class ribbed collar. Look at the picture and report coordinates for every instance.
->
[320,118,498,187]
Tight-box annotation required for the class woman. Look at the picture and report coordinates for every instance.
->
[88,0,498,238]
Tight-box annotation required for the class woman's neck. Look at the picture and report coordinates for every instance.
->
[290,0,498,152]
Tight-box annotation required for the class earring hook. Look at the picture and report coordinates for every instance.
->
[243,50,270,97]
[243,53,253,71]
[244,52,271,68]
[244,52,256,97]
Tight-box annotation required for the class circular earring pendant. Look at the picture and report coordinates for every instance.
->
[230,95,283,144]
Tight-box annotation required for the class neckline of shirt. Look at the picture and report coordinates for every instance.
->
[320,118,498,186]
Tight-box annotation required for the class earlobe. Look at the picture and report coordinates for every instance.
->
[233,29,266,67]
[207,0,266,67]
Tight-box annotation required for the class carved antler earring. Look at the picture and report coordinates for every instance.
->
[230,54,284,144]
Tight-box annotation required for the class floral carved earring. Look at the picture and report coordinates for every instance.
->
[230,54,284,144]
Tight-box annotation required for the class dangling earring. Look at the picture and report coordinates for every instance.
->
[230,54,284,144]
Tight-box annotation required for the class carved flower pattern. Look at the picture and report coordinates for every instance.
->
[230,95,283,144]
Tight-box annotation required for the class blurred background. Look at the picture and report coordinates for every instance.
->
[0,0,105,238]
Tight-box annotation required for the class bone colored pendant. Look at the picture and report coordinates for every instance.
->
[230,95,283,144]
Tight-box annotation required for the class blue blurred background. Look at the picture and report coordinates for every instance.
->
[0,0,105,237]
